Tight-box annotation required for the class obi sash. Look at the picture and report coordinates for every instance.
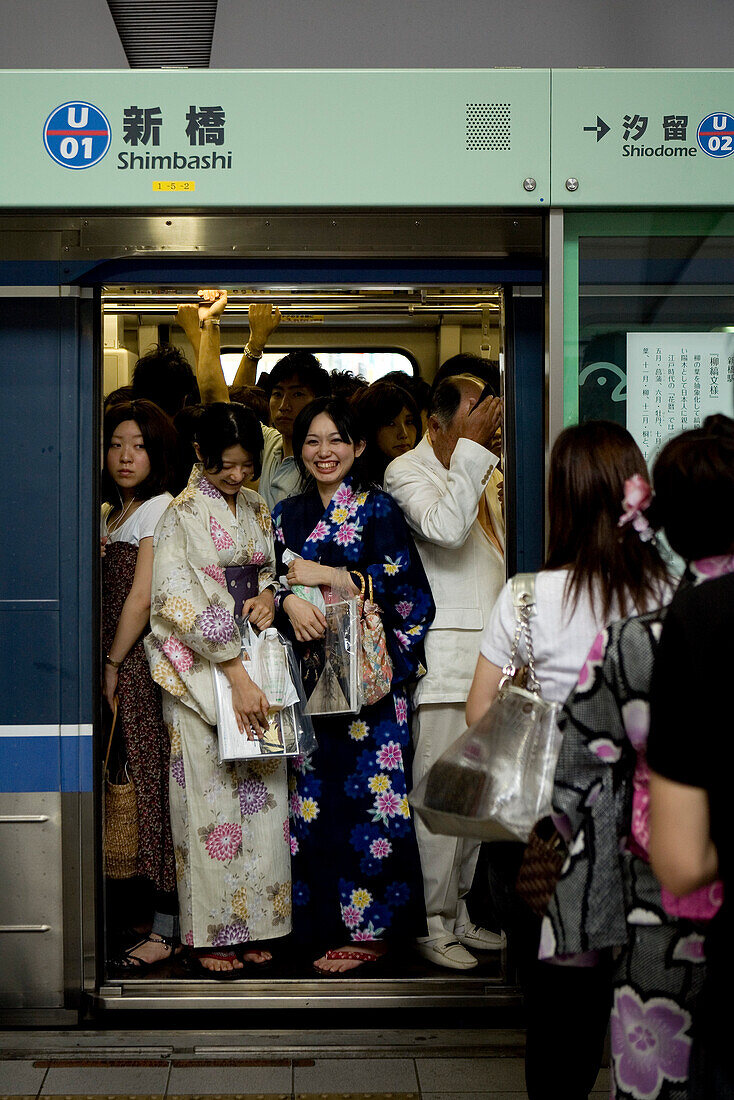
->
[224,564,259,618]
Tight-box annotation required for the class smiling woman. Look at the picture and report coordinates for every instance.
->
[145,399,290,975]
[271,396,436,975]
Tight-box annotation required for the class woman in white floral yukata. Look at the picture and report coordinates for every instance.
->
[146,402,291,977]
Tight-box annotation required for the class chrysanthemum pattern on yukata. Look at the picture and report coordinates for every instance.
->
[147,464,290,948]
[273,479,435,944]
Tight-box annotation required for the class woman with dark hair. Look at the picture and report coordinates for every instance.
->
[466,419,672,1100]
[545,415,734,1100]
[272,396,435,973]
[352,382,419,484]
[101,399,179,970]
[146,401,291,976]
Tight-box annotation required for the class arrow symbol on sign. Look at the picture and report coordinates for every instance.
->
[583,116,611,141]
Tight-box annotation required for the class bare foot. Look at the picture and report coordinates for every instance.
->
[240,948,272,965]
[314,943,387,974]
[196,949,244,973]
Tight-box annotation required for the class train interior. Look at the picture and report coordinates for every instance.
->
[97,281,526,1012]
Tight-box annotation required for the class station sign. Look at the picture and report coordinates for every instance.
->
[0,69,551,209]
[551,70,734,206]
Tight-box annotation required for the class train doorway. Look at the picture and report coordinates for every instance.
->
[0,211,546,1020]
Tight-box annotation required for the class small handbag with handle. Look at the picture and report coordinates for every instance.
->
[355,571,393,706]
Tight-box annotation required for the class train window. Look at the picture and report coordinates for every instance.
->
[567,217,734,462]
[220,348,416,385]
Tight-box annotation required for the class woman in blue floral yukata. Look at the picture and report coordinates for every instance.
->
[272,396,435,974]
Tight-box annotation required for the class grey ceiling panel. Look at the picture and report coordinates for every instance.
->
[107,0,218,68]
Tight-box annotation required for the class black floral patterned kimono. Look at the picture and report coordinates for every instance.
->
[272,478,435,947]
[544,556,734,1100]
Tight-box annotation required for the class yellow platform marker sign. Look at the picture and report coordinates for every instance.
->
[152,181,196,192]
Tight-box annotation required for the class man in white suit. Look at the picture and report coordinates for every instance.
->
[384,374,506,969]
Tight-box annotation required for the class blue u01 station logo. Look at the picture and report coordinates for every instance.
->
[43,101,112,169]
[696,113,734,158]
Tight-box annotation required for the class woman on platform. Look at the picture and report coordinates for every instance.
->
[466,420,672,1100]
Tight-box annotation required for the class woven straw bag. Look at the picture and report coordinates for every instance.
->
[103,699,138,880]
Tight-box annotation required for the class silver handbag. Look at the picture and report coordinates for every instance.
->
[410,575,561,842]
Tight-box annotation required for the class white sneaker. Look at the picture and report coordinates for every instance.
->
[416,937,478,970]
[454,923,506,951]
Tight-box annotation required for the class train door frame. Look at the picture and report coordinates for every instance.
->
[0,210,547,1021]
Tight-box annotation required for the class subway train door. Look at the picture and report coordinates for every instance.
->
[0,288,96,1021]
[93,273,544,1015]
[0,211,546,1020]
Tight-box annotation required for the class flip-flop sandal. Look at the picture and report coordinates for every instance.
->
[313,948,386,976]
[192,949,246,981]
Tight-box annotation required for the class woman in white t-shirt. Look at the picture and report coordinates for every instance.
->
[466,420,672,1100]
[101,398,178,972]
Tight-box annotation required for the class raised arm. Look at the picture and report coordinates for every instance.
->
[232,302,282,388]
[195,289,229,404]
[385,439,498,549]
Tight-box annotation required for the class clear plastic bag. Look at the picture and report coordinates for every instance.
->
[409,574,562,842]
[213,619,314,761]
[303,595,363,716]
[410,683,560,843]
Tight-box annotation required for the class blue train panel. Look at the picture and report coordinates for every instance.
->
[0,292,94,794]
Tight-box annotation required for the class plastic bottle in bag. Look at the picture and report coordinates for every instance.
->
[260,628,288,712]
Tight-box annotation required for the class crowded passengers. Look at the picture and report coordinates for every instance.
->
[102,289,734,1098]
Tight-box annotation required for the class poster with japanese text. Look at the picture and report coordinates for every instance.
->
[626,333,734,461]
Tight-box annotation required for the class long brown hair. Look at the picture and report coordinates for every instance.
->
[544,420,669,620]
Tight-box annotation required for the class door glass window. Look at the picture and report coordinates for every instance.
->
[571,225,734,464]
[220,349,416,386]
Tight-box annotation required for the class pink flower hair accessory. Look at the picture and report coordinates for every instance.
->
[618,474,655,542]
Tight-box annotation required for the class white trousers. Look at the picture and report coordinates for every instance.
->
[412,702,481,944]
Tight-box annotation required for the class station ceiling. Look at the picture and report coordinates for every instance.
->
[3,0,734,70]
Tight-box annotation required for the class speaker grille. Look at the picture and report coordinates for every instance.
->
[466,103,511,150]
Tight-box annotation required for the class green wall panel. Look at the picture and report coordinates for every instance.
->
[0,69,550,209]
[552,69,734,206]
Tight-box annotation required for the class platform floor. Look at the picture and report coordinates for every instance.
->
[0,1030,610,1099]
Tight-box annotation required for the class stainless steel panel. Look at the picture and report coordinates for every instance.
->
[0,213,543,262]
[96,975,521,1011]
[61,791,97,1004]
[0,792,64,1008]
[545,207,565,547]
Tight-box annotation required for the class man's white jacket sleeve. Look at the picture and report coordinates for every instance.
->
[384,438,498,551]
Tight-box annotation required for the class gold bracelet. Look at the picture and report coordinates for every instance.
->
[245,341,263,360]
[105,654,122,669]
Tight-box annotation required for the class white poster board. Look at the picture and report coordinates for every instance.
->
[626,333,734,461]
